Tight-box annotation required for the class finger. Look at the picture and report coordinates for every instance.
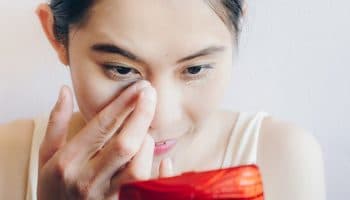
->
[107,134,155,196]
[159,157,174,178]
[93,85,156,180]
[63,80,151,166]
[39,85,73,169]
[117,85,157,152]
[86,85,156,188]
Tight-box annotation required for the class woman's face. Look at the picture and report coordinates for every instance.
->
[67,0,234,141]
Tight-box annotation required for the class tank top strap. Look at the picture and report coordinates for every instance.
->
[25,113,50,200]
[221,111,270,168]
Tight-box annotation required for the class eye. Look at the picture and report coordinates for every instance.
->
[187,66,203,75]
[105,65,136,75]
[114,66,133,75]
[102,64,141,81]
[183,64,214,79]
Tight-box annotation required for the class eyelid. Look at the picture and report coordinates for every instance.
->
[187,63,215,68]
[183,63,214,73]
[102,62,143,82]
[104,62,135,69]
[102,61,214,82]
[103,62,142,74]
[181,63,214,81]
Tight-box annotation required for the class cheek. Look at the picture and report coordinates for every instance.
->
[184,64,232,120]
[67,31,125,122]
[185,85,226,119]
[69,61,133,122]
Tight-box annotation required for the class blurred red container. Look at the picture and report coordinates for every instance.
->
[119,164,264,200]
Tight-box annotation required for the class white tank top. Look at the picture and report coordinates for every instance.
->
[25,111,269,200]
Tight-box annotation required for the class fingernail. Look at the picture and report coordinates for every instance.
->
[55,86,65,108]
[163,157,173,171]
[141,86,156,102]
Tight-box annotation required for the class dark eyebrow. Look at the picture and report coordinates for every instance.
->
[91,43,146,64]
[176,46,226,64]
[91,43,225,64]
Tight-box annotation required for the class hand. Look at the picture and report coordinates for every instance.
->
[37,80,168,200]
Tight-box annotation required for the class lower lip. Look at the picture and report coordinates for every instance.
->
[154,139,177,156]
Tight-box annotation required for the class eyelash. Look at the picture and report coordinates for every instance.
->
[102,63,214,81]
[102,64,141,81]
[182,64,214,81]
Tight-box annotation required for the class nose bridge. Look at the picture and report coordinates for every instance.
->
[149,77,181,130]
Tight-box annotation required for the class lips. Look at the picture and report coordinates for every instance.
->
[155,141,167,145]
[154,139,177,156]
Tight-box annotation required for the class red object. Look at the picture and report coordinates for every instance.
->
[119,164,264,200]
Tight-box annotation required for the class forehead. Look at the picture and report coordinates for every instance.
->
[75,0,233,61]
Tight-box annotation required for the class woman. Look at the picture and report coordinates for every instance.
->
[0,0,326,199]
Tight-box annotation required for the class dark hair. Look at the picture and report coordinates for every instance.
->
[50,0,244,46]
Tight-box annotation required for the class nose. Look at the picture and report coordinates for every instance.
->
[149,79,182,132]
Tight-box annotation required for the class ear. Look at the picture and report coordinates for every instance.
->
[35,3,69,66]
[242,1,248,17]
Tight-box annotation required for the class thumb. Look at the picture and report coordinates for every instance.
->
[159,157,174,178]
[39,85,73,169]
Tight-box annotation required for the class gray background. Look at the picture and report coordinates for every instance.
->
[0,0,349,199]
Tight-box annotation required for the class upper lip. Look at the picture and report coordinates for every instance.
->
[155,141,167,144]
[155,139,176,144]
[151,126,192,144]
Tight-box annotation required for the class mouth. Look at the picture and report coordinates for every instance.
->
[152,125,193,156]
[154,139,177,156]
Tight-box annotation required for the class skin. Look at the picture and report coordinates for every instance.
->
[43,0,235,175]
[0,0,326,199]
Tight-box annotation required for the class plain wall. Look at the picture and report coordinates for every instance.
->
[0,0,349,199]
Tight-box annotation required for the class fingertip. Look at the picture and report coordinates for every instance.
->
[61,85,74,108]
[53,86,64,109]
[163,157,173,169]
[60,84,70,97]
[159,157,174,178]
[140,86,157,102]
[52,85,73,118]
[60,85,67,99]
[59,85,66,97]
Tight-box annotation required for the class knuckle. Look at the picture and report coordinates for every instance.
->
[96,112,119,136]
[113,138,138,157]
[53,156,73,184]
[50,156,104,199]
[70,180,92,199]
[65,168,102,199]
[38,145,54,167]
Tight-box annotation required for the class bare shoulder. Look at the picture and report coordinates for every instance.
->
[0,118,35,149]
[259,116,322,151]
[257,116,326,200]
[0,118,35,199]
